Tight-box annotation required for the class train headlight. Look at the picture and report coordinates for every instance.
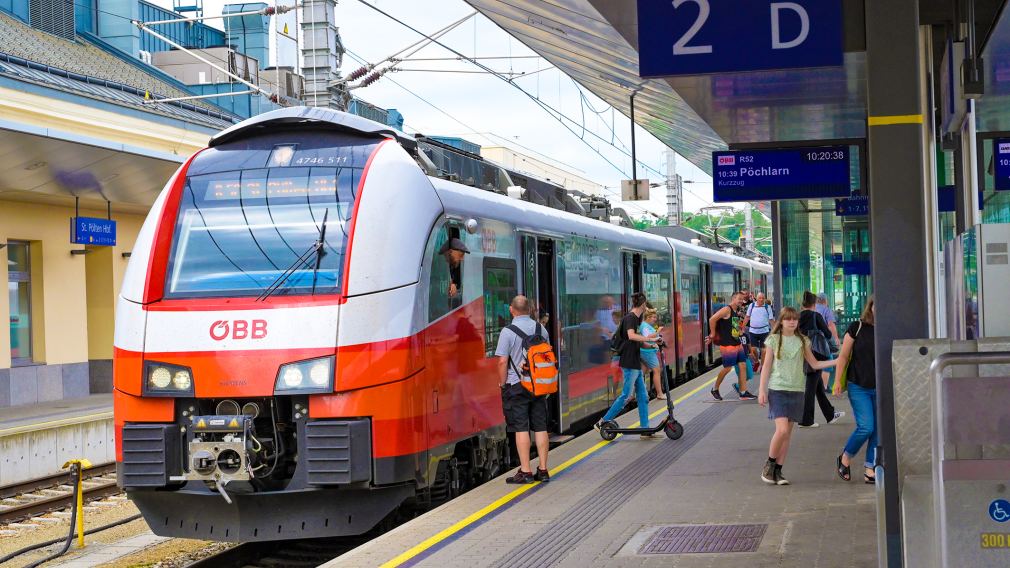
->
[274,356,334,395]
[172,370,192,391]
[282,367,304,388]
[143,361,195,396]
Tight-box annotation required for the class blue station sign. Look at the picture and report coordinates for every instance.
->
[712,146,851,202]
[994,138,1010,191]
[835,195,868,217]
[637,0,844,77]
[71,216,117,246]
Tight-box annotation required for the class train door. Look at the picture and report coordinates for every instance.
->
[701,262,714,366]
[733,268,745,293]
[622,252,643,310]
[521,235,564,432]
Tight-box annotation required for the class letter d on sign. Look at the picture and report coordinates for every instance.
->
[770,2,809,50]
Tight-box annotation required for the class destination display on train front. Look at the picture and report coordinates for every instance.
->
[712,146,851,202]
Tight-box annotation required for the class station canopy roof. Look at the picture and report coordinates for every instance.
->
[465,0,1009,174]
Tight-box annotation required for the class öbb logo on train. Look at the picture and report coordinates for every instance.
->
[209,319,268,341]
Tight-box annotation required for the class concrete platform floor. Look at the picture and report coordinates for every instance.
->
[332,368,878,568]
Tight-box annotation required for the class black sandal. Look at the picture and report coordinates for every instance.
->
[836,455,851,481]
[864,471,876,484]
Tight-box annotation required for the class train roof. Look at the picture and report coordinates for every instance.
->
[208,106,414,147]
[430,176,670,253]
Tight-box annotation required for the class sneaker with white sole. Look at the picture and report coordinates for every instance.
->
[761,460,777,484]
[775,466,790,485]
[798,422,820,428]
[828,410,846,424]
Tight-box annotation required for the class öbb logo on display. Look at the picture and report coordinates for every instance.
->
[998,143,1010,154]
[209,320,268,341]
[718,155,736,166]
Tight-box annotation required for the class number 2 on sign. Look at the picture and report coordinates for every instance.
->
[672,0,713,55]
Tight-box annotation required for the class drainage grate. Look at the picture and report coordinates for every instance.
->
[640,524,767,554]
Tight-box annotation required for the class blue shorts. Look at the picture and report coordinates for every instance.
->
[641,350,660,369]
[719,345,747,368]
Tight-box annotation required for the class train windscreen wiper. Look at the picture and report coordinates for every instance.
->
[256,209,329,301]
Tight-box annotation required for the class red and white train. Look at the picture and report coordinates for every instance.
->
[114,107,771,542]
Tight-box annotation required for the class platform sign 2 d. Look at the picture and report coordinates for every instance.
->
[994,139,1010,191]
[712,146,851,202]
[71,216,116,246]
[637,0,844,77]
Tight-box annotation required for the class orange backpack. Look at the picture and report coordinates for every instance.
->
[506,323,559,396]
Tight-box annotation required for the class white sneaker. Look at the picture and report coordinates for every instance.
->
[828,411,846,424]
[798,422,820,428]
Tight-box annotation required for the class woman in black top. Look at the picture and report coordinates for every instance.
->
[834,297,877,483]
[798,292,841,427]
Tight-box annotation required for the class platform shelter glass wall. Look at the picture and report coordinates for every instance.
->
[779,199,872,330]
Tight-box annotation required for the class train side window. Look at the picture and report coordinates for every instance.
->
[483,258,517,357]
[427,223,466,322]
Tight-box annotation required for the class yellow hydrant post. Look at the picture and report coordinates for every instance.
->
[62,458,93,548]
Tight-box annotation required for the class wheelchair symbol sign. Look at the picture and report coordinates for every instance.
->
[990,499,1010,523]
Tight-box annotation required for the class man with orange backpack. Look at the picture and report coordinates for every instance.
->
[496,295,558,484]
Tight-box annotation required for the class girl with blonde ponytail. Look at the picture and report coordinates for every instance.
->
[758,307,838,485]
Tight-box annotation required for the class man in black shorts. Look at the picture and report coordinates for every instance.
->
[495,295,551,484]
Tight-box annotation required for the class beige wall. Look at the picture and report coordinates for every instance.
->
[0,201,145,368]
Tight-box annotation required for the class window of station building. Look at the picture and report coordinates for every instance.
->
[7,241,33,365]
[482,259,517,358]
[427,223,465,322]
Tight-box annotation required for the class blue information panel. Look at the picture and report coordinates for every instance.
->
[994,138,1010,191]
[835,195,868,217]
[713,146,851,202]
[637,0,843,77]
[71,217,116,246]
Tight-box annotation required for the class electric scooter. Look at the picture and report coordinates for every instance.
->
[598,336,684,441]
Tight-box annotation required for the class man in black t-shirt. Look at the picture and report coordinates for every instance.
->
[595,292,659,438]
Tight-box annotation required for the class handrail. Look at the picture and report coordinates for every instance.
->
[929,350,1010,568]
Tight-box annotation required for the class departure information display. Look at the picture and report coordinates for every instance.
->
[994,138,1010,191]
[712,146,851,202]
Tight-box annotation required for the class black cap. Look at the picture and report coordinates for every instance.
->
[438,237,470,254]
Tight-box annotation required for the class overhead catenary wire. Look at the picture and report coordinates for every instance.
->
[349,0,716,209]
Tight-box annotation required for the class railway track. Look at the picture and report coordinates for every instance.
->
[0,462,120,524]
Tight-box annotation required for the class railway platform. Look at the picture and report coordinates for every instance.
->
[332,369,877,568]
[0,394,113,486]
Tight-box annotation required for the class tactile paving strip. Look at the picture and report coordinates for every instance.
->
[490,403,737,568]
[639,523,767,554]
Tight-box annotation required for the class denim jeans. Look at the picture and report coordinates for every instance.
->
[603,367,649,427]
[844,382,878,469]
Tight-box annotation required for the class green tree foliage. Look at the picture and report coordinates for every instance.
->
[680,209,773,256]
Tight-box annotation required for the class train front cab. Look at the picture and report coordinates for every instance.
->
[114,110,462,542]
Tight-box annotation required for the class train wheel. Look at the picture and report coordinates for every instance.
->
[664,420,684,440]
[599,420,619,441]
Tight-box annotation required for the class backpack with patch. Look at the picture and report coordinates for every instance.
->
[506,323,559,396]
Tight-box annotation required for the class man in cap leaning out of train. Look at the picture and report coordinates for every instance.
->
[439,237,469,299]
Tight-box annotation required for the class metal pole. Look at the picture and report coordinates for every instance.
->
[630,91,638,200]
[865,0,928,565]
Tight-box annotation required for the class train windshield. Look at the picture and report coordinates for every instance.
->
[164,133,379,298]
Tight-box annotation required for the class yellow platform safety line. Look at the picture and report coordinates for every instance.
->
[867,114,924,126]
[63,458,93,548]
[379,375,719,568]
[0,411,113,438]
